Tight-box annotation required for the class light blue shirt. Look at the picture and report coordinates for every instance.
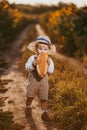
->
[25,55,54,74]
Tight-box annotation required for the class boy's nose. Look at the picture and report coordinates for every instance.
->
[40,47,44,50]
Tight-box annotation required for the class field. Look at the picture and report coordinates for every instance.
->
[0,1,87,130]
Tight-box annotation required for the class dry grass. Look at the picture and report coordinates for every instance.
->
[48,58,87,130]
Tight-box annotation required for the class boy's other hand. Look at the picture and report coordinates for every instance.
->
[33,58,39,66]
[47,58,51,65]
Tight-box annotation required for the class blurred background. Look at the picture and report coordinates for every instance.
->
[0,0,87,60]
[0,0,87,130]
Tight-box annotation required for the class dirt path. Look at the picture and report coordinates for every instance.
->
[1,25,58,130]
[35,24,87,75]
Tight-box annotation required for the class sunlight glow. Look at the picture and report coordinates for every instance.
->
[8,0,87,7]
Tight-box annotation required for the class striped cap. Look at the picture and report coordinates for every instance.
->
[36,35,51,44]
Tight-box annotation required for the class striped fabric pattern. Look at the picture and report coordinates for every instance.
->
[36,38,51,44]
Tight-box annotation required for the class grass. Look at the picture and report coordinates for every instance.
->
[81,55,87,69]
[48,58,87,130]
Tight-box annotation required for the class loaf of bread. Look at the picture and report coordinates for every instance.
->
[37,53,48,77]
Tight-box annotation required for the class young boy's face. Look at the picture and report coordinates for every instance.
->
[36,43,50,54]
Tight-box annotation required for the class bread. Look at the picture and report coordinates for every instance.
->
[37,53,48,77]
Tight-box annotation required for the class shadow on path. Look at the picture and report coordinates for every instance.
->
[43,121,54,130]
[25,109,38,130]
[25,107,57,130]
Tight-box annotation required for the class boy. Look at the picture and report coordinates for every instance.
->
[25,35,56,121]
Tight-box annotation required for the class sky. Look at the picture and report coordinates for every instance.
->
[8,0,87,7]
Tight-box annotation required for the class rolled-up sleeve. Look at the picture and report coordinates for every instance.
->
[47,58,54,74]
[25,55,35,71]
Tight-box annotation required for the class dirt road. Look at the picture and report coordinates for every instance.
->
[1,25,58,130]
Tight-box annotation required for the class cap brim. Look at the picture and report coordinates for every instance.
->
[27,41,37,53]
[27,42,56,55]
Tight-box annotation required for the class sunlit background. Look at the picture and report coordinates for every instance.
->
[8,0,87,7]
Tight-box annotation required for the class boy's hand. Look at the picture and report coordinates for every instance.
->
[33,57,39,66]
[47,58,51,65]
